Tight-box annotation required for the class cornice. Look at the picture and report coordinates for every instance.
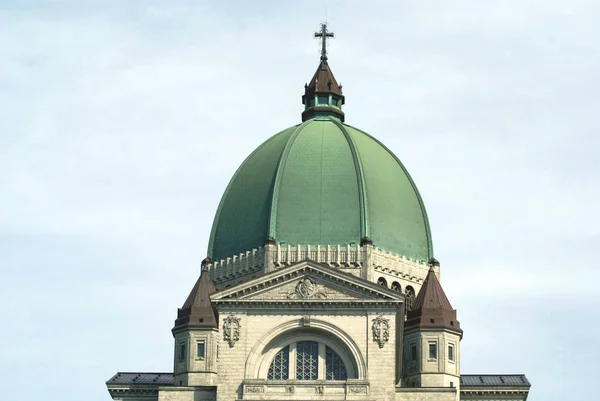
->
[212,262,403,302]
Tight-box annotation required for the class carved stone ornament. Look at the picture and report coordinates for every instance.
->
[245,386,264,393]
[223,315,241,347]
[371,316,390,348]
[285,277,329,299]
[349,386,368,394]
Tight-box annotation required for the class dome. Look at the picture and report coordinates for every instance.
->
[208,116,433,263]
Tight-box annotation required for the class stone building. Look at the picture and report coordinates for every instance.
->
[106,23,531,401]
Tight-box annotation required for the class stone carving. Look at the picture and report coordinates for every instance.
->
[371,316,390,348]
[286,385,295,394]
[245,386,264,393]
[349,386,368,394]
[223,315,241,347]
[284,277,330,299]
[315,385,324,395]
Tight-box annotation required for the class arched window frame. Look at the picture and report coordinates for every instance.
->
[258,333,357,381]
[405,285,416,311]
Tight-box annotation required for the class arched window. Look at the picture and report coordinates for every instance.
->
[377,277,388,288]
[405,285,416,311]
[266,341,348,381]
[325,345,347,380]
[267,345,289,380]
[391,281,401,292]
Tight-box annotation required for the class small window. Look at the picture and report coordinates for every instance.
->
[332,97,340,106]
[197,342,205,359]
[410,345,417,361]
[428,343,437,359]
[318,95,329,105]
[377,277,388,288]
[308,98,315,107]
[448,344,454,361]
[179,343,186,362]
[405,286,416,311]
[391,281,401,292]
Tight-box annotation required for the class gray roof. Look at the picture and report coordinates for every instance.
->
[460,374,530,387]
[106,372,529,388]
[106,372,174,385]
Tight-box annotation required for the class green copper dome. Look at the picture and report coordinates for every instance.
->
[208,116,433,263]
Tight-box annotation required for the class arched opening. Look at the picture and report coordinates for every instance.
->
[245,319,366,380]
[256,328,358,381]
[377,277,388,288]
[405,285,416,311]
[266,341,348,381]
[391,281,401,292]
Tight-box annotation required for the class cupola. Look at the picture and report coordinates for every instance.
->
[301,23,345,122]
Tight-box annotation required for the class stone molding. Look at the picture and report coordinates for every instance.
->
[460,388,530,398]
[107,387,158,397]
[207,244,430,289]
[241,379,370,399]
[211,262,403,304]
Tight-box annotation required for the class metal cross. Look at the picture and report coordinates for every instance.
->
[314,23,334,62]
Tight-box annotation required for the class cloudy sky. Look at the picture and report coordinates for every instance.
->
[1,1,599,400]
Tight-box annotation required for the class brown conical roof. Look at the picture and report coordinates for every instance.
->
[306,61,343,97]
[405,265,462,336]
[301,61,345,122]
[412,267,454,311]
[172,258,218,333]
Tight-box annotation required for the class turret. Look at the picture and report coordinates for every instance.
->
[171,258,219,386]
[403,258,462,398]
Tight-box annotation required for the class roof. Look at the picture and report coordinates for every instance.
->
[207,117,433,264]
[412,266,453,311]
[460,374,531,387]
[305,61,343,97]
[173,259,218,331]
[405,266,461,334]
[106,372,174,385]
[106,372,530,388]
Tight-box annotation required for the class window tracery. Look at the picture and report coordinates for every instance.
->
[325,345,347,380]
[266,341,348,381]
[267,345,289,380]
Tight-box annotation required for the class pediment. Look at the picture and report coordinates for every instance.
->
[211,260,403,304]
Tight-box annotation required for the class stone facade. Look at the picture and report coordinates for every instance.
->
[208,243,435,296]
[106,260,530,401]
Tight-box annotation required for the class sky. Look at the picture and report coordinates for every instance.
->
[1,0,599,400]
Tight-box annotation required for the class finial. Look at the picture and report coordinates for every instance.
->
[201,257,211,272]
[314,22,334,62]
[428,258,440,269]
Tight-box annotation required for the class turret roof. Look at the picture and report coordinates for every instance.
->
[172,258,218,332]
[405,260,462,335]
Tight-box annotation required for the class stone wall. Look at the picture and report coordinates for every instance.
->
[208,243,435,295]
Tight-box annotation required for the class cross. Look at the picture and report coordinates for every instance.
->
[314,23,334,62]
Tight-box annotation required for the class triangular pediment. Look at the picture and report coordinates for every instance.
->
[211,260,403,304]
